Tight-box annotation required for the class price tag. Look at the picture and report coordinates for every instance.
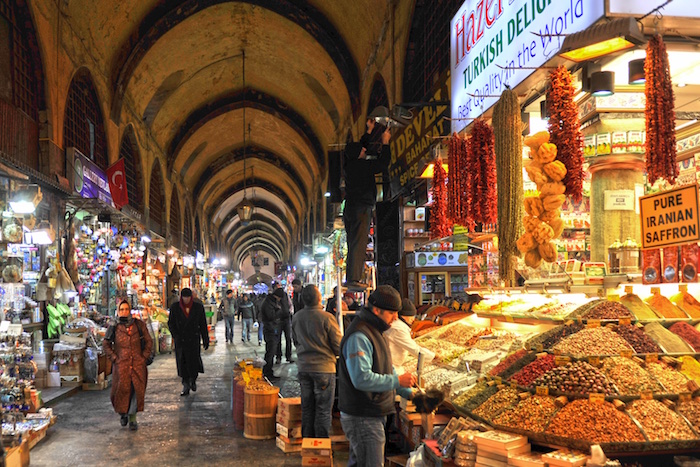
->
[597,288,605,298]
[555,356,571,366]
[587,319,601,328]
[536,386,550,396]
[645,353,659,363]
[588,356,601,366]
[589,393,605,404]
[619,317,632,326]
[536,343,544,352]
[680,392,692,402]
[505,315,514,323]
[651,287,660,295]
[621,349,634,358]
[608,294,620,302]
[577,316,583,325]
[640,391,653,400]
[625,285,634,294]
[552,348,562,356]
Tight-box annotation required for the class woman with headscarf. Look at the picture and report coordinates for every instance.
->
[168,288,209,396]
[104,299,153,430]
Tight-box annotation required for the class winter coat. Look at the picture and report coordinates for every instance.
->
[103,319,153,414]
[168,300,209,378]
[237,300,255,320]
[260,295,286,327]
[292,304,342,373]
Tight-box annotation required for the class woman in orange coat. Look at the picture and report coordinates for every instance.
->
[104,300,153,430]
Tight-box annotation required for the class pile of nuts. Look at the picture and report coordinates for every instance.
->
[492,395,558,433]
[452,382,497,411]
[582,301,633,320]
[472,387,520,420]
[532,361,617,395]
[613,325,662,354]
[677,399,700,431]
[510,354,557,387]
[645,361,690,393]
[546,399,645,443]
[552,327,633,357]
[626,399,696,441]
[601,357,663,395]
[528,323,585,350]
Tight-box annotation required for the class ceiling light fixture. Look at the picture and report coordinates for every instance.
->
[590,71,615,97]
[628,58,645,85]
[559,17,645,63]
[419,163,449,179]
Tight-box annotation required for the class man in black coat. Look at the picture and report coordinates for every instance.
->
[260,288,287,381]
[168,288,210,396]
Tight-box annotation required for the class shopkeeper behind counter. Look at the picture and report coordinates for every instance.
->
[384,298,435,374]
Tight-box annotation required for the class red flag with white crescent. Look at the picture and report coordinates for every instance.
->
[107,158,129,209]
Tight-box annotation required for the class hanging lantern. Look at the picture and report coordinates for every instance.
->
[237,196,254,225]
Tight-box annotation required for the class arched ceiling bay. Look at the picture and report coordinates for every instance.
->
[227,222,288,251]
[220,210,292,245]
[234,237,283,264]
[230,229,286,258]
[216,189,295,233]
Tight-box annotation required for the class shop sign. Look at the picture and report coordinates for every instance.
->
[387,74,450,198]
[66,148,113,206]
[604,190,634,211]
[608,0,699,18]
[406,251,469,268]
[450,0,605,133]
[639,184,700,249]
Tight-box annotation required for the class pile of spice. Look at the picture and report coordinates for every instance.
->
[644,322,694,353]
[677,399,700,431]
[621,292,659,320]
[581,301,633,320]
[472,387,520,420]
[532,361,617,395]
[645,292,688,319]
[669,289,700,318]
[492,395,558,433]
[546,399,644,443]
[510,354,558,387]
[552,327,632,357]
[527,322,585,350]
[601,357,662,395]
[489,350,529,379]
[680,356,700,383]
[453,382,498,412]
[669,322,700,351]
[627,399,696,441]
[645,361,690,393]
[613,324,662,354]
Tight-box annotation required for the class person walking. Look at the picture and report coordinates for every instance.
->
[104,300,153,431]
[237,293,255,342]
[274,285,294,364]
[291,278,303,313]
[384,298,436,375]
[219,289,237,343]
[338,285,416,466]
[291,285,342,438]
[168,288,210,396]
[260,288,287,381]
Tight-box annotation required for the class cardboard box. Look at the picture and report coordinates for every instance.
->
[276,411,303,427]
[277,434,302,445]
[301,438,332,458]
[4,439,29,467]
[59,354,84,377]
[302,456,333,466]
[276,422,301,439]
[276,436,302,453]
[277,397,302,421]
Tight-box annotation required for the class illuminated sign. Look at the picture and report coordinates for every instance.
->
[450,0,605,133]
[639,185,700,249]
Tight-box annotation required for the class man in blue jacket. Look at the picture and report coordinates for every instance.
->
[338,285,416,466]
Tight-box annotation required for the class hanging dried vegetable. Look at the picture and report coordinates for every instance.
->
[467,118,498,229]
[493,89,523,284]
[430,156,451,239]
[645,35,678,185]
[547,65,584,202]
[447,134,468,225]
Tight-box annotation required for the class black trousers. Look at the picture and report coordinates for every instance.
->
[343,200,373,283]
[263,326,280,378]
[276,317,292,360]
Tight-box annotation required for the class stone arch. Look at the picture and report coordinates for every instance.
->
[170,187,182,250]
[118,125,145,215]
[148,160,166,236]
[183,202,193,253]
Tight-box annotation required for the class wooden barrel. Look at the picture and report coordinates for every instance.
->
[243,385,279,440]
[234,381,245,430]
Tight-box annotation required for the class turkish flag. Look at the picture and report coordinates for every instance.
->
[107,158,129,209]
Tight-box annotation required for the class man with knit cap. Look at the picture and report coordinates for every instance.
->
[338,285,416,466]
[292,285,342,438]
[384,298,436,375]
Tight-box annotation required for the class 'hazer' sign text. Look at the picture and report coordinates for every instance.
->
[450,0,605,133]
[639,185,700,249]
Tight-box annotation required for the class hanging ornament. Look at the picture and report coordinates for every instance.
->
[547,65,584,202]
[645,34,678,185]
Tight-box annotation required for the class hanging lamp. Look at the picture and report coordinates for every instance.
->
[237,49,254,225]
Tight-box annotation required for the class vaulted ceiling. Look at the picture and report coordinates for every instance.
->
[51,0,409,268]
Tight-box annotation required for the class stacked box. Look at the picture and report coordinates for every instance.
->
[473,431,530,467]
[301,438,332,466]
[276,397,302,454]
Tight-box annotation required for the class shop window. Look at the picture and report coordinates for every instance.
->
[118,128,144,214]
[183,204,192,251]
[63,69,107,170]
[402,0,462,102]
[149,161,165,236]
[170,188,182,249]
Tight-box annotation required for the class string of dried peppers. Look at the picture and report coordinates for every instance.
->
[430,156,451,239]
[493,89,524,284]
[645,34,678,185]
[547,65,584,202]
[447,134,468,225]
[467,119,498,230]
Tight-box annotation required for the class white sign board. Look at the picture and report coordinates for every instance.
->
[608,0,700,18]
[450,0,605,133]
[604,190,635,211]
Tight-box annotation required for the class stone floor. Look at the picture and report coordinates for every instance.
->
[31,323,350,466]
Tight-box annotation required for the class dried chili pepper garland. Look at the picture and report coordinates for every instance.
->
[645,34,678,185]
[430,156,451,239]
[468,119,498,229]
[447,134,467,224]
[547,65,584,202]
